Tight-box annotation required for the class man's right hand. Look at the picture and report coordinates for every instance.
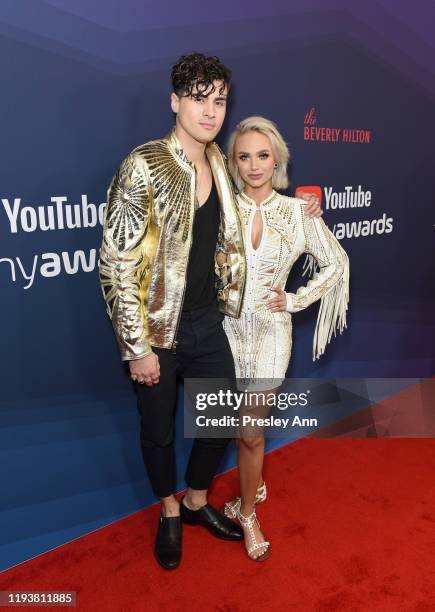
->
[129,352,160,386]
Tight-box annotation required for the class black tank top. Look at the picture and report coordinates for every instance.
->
[182,179,220,311]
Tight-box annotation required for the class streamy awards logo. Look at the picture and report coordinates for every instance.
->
[0,195,106,289]
[295,185,393,239]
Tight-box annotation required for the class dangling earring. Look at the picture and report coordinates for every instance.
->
[274,163,278,169]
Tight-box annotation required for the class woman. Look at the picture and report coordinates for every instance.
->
[220,116,350,561]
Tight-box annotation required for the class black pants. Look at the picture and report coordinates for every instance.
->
[134,301,236,498]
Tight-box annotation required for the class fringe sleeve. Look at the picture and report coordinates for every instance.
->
[301,253,320,278]
[286,205,350,360]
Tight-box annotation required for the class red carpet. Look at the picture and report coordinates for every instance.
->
[2,438,435,611]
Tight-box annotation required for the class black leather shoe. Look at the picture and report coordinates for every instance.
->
[154,515,182,570]
[180,497,243,540]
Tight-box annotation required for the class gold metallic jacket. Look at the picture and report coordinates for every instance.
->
[99,131,246,361]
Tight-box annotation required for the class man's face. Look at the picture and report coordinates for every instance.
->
[171,80,228,144]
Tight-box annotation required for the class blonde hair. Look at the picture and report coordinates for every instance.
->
[227,116,290,191]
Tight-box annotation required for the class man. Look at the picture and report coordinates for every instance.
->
[99,53,321,570]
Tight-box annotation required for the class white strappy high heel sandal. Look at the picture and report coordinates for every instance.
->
[235,507,270,562]
[223,481,267,520]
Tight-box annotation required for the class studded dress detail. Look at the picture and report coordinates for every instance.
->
[223,191,349,387]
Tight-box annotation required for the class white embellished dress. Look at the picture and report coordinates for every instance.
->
[222,191,349,387]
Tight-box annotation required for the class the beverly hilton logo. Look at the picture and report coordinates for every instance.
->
[304,107,372,144]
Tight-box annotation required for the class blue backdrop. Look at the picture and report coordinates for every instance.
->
[1,0,434,571]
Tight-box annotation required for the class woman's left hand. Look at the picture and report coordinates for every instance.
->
[266,287,287,312]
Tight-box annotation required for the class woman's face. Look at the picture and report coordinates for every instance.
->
[234,130,276,191]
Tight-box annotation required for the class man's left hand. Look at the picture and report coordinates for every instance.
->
[295,190,323,218]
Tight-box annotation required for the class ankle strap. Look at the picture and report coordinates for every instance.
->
[236,508,257,527]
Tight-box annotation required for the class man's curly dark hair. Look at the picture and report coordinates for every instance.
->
[171,52,231,98]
